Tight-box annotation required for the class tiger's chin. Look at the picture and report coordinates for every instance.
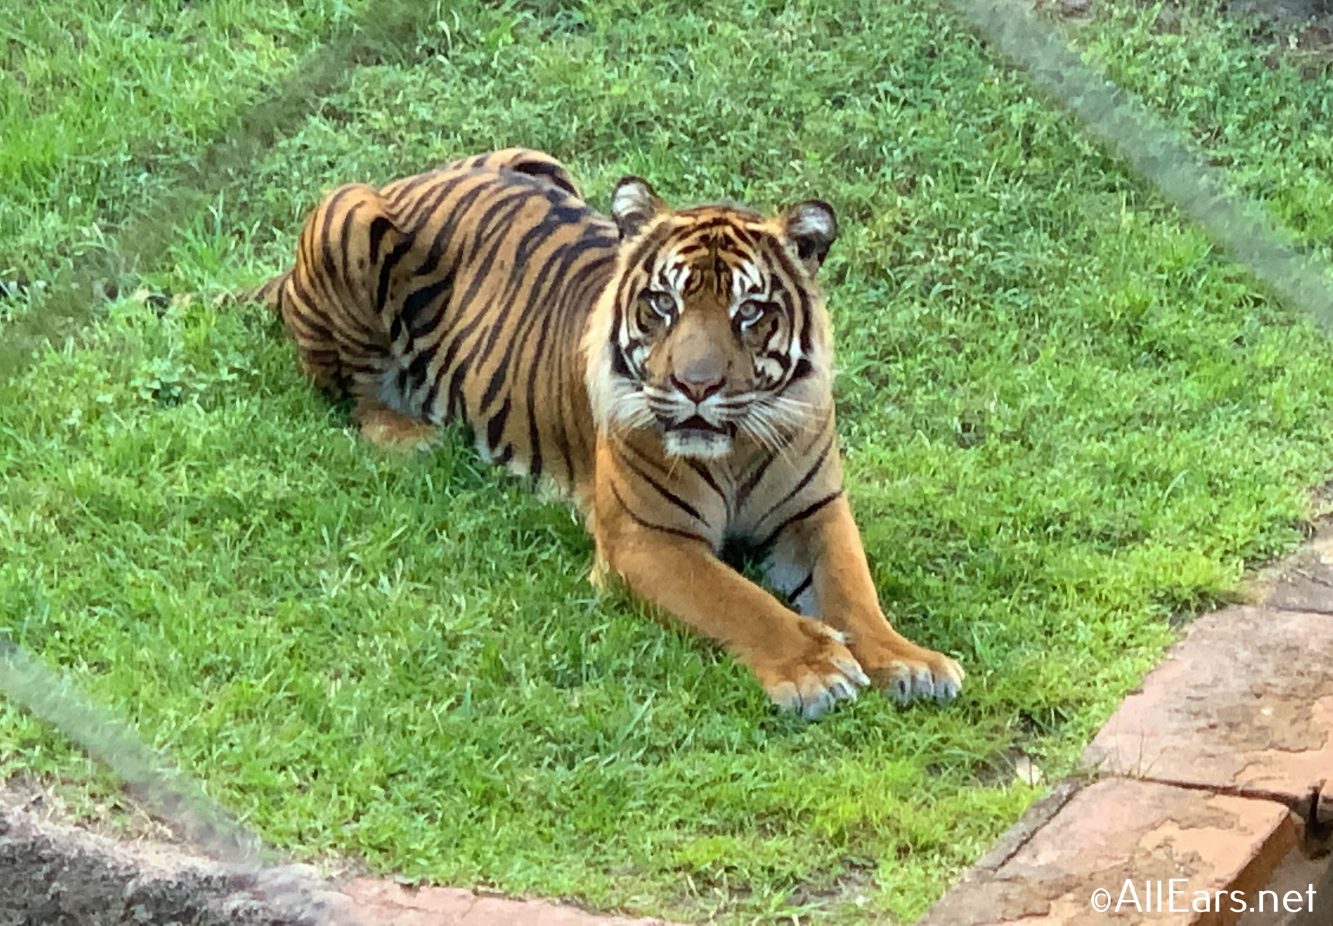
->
[662,418,736,459]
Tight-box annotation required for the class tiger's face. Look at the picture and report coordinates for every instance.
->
[586,178,838,459]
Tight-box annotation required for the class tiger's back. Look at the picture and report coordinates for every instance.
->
[263,148,619,498]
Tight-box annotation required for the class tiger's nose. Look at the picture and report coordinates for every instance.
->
[671,360,724,403]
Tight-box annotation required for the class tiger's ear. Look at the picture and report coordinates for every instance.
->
[782,200,838,275]
[611,176,666,240]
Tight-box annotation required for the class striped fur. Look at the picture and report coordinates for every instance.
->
[261,149,964,718]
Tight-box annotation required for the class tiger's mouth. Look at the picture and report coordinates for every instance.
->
[664,414,733,436]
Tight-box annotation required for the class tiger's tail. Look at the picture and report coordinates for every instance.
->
[246,272,288,312]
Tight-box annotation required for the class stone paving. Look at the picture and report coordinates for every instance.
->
[338,880,674,926]
[920,525,1333,926]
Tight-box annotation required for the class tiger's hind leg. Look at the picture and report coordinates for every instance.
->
[354,398,440,452]
[275,183,411,418]
[249,271,349,391]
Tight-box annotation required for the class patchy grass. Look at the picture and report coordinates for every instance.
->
[4,0,1333,922]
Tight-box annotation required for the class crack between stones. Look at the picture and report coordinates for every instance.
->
[1267,602,1333,617]
[1288,568,1333,589]
[1119,773,1304,811]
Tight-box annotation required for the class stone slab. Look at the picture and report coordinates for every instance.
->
[1253,525,1333,614]
[918,778,1297,926]
[1083,607,1333,805]
[341,880,674,926]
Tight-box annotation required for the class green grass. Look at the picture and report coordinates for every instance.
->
[4,0,1333,922]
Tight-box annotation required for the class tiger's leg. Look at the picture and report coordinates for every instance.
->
[277,184,433,447]
[765,495,964,703]
[279,185,395,381]
[595,490,870,719]
[353,398,440,452]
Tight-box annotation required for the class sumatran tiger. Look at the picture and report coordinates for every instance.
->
[256,147,964,719]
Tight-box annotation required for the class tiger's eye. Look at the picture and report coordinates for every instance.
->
[647,291,676,319]
[735,301,769,325]
[637,290,674,330]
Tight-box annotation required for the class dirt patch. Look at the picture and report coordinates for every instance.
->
[0,788,677,926]
[0,795,341,925]
[1234,0,1332,19]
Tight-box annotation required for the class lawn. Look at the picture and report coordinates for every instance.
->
[3,0,1333,922]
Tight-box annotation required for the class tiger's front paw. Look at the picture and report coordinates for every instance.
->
[753,623,870,720]
[855,637,965,705]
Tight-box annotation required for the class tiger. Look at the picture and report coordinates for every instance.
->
[257,147,964,719]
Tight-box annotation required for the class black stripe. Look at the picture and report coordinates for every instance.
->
[686,460,725,501]
[375,237,413,313]
[508,159,579,197]
[758,491,843,550]
[384,172,439,211]
[476,237,555,410]
[554,410,575,485]
[794,290,814,357]
[611,483,712,547]
[611,346,633,378]
[786,572,814,606]
[334,199,359,282]
[287,287,379,354]
[730,224,762,249]
[766,234,807,287]
[767,433,834,516]
[431,304,490,400]
[623,223,674,269]
[400,273,453,337]
[486,397,511,452]
[480,350,514,412]
[463,193,531,263]
[402,174,483,230]
[444,364,468,419]
[478,224,589,413]
[527,409,544,482]
[523,344,548,484]
[319,186,358,278]
[516,236,609,483]
[736,451,777,510]
[614,445,704,522]
[788,358,814,384]
[403,349,432,390]
[458,217,550,401]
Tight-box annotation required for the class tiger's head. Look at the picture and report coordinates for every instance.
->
[585,177,838,460]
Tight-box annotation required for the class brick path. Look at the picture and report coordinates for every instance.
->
[336,880,673,925]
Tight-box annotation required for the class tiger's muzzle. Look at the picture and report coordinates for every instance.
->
[651,350,743,459]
